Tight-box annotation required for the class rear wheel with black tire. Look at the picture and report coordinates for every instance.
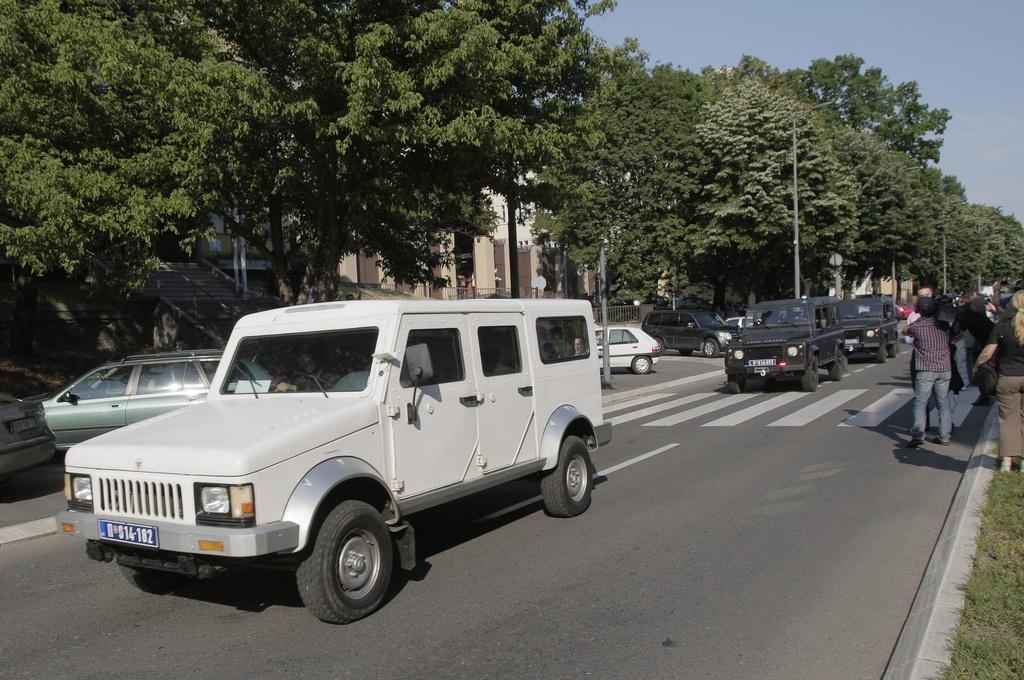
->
[875,342,887,363]
[801,356,820,392]
[631,355,653,375]
[727,375,746,394]
[701,337,720,358]
[296,500,393,624]
[887,342,898,358]
[541,436,593,518]
[119,564,189,594]
[827,352,846,382]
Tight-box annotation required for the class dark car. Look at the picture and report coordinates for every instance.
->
[641,310,736,358]
[837,296,899,362]
[1,393,55,483]
[724,296,846,393]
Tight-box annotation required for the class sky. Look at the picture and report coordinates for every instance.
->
[588,0,1023,220]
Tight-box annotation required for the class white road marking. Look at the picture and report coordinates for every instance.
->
[703,392,809,427]
[608,393,717,426]
[769,389,868,427]
[474,443,680,523]
[602,370,722,407]
[603,393,674,415]
[644,393,758,427]
[840,388,913,428]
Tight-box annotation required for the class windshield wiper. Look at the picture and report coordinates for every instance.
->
[301,373,329,399]
[235,363,260,399]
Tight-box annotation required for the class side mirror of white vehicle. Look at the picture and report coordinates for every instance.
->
[403,343,435,424]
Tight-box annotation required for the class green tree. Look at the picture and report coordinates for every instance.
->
[790,54,951,164]
[0,0,254,355]
[689,77,857,303]
[547,60,708,300]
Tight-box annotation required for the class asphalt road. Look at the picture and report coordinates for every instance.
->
[0,350,984,679]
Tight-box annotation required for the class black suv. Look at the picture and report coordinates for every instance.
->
[724,296,846,393]
[837,296,899,362]
[642,309,735,358]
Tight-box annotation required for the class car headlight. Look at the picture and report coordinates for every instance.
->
[866,329,876,337]
[195,483,255,525]
[787,346,799,357]
[733,350,744,360]
[717,331,732,341]
[65,474,93,510]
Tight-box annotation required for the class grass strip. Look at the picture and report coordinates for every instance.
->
[942,470,1024,679]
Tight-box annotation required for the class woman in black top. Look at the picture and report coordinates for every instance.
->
[975,290,1024,470]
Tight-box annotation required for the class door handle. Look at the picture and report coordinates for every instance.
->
[460,395,481,406]
[110,404,120,408]
[518,386,533,396]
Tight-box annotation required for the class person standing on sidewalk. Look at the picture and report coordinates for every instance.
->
[903,296,952,447]
[960,294,995,404]
[973,290,1024,470]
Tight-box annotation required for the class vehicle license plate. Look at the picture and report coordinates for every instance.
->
[747,359,776,367]
[98,520,159,548]
[9,416,37,434]
[845,339,859,347]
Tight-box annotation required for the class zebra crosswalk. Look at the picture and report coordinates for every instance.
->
[602,383,984,431]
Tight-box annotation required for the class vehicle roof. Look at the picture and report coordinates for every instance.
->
[117,349,223,363]
[748,296,839,309]
[851,294,894,303]
[236,298,595,329]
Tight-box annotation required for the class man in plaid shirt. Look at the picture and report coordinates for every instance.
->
[902,296,952,446]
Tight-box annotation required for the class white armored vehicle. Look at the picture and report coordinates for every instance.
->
[57,299,610,623]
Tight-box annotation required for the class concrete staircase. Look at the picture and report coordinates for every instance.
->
[135,262,279,345]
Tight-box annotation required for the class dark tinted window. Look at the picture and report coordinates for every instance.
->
[537,316,590,363]
[478,326,522,377]
[838,300,883,318]
[400,329,465,387]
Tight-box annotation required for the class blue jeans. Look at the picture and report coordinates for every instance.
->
[913,371,951,442]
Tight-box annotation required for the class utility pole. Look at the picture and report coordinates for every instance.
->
[599,242,611,388]
[791,101,834,299]
[942,229,948,293]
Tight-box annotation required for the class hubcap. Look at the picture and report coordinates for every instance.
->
[636,357,650,372]
[337,529,380,598]
[566,455,588,502]
[704,341,715,356]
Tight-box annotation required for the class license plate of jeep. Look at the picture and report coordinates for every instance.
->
[98,520,159,548]
[845,339,859,346]
[747,359,776,367]
[8,416,37,434]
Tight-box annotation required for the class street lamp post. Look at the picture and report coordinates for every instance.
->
[792,101,835,298]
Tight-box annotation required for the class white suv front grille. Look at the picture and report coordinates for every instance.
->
[97,476,186,521]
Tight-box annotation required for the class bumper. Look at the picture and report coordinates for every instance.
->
[594,422,612,446]
[0,434,55,477]
[727,362,806,378]
[56,510,300,558]
[844,339,882,351]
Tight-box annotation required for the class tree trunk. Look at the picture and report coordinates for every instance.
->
[8,267,38,357]
[505,183,519,299]
[267,193,294,304]
[712,280,727,312]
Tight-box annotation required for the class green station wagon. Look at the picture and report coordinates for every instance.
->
[41,350,221,451]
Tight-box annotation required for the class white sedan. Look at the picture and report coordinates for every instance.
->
[595,325,661,374]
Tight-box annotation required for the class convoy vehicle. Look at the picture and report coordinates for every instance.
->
[837,296,899,362]
[1,393,55,483]
[56,300,610,623]
[41,350,222,451]
[595,325,661,374]
[724,297,846,393]
[641,310,735,358]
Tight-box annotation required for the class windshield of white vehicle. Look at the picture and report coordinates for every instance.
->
[221,328,379,395]
[838,300,883,318]
[746,305,811,328]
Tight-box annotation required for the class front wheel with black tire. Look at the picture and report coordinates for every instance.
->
[827,352,846,382]
[631,355,653,375]
[875,342,887,363]
[119,564,189,594]
[727,375,746,394]
[296,500,394,624]
[541,436,593,518]
[801,356,820,392]
[887,342,898,358]
[701,337,720,358]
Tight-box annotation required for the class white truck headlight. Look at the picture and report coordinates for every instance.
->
[787,346,800,357]
[196,483,255,524]
[733,350,744,360]
[866,329,877,337]
[65,474,93,510]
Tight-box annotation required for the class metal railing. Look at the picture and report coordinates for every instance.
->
[592,304,655,326]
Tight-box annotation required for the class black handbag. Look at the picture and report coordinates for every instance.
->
[973,362,998,396]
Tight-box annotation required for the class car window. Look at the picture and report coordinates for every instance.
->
[136,362,189,395]
[692,313,720,327]
[838,300,882,318]
[537,316,590,363]
[69,365,134,400]
[609,329,637,344]
[200,360,219,386]
[478,325,522,377]
[746,305,810,328]
[183,362,206,390]
[400,328,465,387]
[223,328,379,394]
[678,313,695,327]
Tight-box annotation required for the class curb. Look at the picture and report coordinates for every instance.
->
[883,406,1000,680]
[0,517,57,548]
